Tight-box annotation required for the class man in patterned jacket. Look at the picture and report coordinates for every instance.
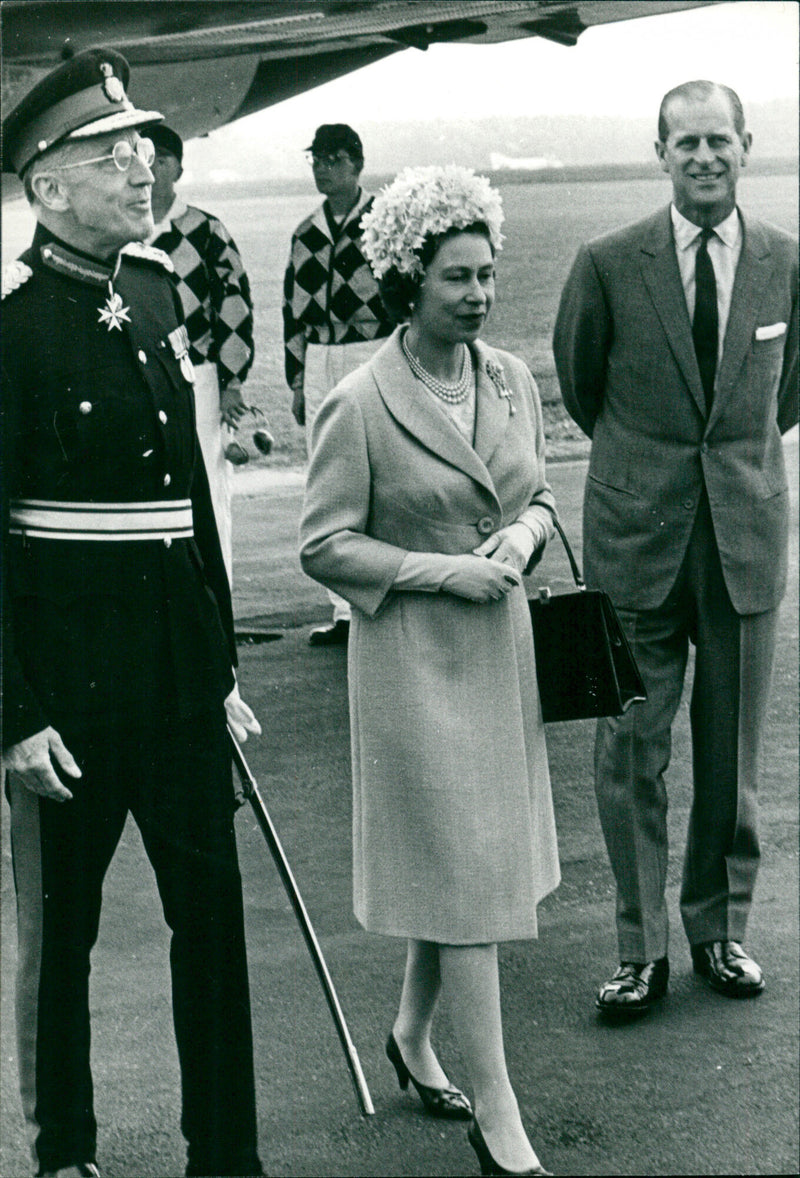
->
[283,124,393,644]
[149,123,254,583]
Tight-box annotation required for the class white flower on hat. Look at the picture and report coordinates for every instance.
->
[360,165,504,280]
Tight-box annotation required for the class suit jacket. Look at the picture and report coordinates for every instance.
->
[553,206,798,615]
[2,226,236,748]
[299,327,555,615]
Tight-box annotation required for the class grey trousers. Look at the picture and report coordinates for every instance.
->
[595,494,779,962]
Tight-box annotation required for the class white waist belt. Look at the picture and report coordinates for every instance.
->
[9,499,194,541]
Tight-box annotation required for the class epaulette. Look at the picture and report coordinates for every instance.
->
[120,241,174,272]
[2,260,33,300]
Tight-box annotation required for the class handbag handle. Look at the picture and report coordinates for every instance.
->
[551,516,586,590]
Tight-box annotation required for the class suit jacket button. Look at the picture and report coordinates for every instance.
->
[477,516,495,535]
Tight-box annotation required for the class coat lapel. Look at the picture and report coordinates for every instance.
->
[472,339,513,469]
[371,330,499,498]
[639,208,708,419]
[710,216,773,426]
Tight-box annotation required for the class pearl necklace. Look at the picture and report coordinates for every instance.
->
[401,333,473,404]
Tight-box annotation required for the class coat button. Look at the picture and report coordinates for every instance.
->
[79,401,92,414]
[163,473,171,486]
[683,498,694,510]
[159,410,168,424]
[138,349,147,364]
[477,516,495,535]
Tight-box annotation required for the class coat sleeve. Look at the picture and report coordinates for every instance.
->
[299,385,408,617]
[552,244,612,439]
[206,216,255,389]
[777,254,799,435]
[282,237,306,393]
[1,358,49,748]
[190,441,237,671]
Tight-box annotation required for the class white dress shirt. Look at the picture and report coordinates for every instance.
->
[671,203,743,372]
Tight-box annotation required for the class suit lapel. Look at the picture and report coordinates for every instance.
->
[710,216,773,425]
[639,208,708,419]
[371,331,499,498]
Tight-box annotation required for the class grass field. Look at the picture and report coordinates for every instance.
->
[3,171,797,463]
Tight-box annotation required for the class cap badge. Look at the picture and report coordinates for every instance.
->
[98,288,131,331]
[100,61,126,103]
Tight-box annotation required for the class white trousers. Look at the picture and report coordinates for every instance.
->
[193,362,234,586]
[304,340,384,623]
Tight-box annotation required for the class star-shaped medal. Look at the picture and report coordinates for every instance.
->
[98,291,131,331]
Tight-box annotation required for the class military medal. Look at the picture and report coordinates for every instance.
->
[168,324,196,383]
[98,287,131,331]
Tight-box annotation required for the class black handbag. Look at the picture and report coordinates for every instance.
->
[528,519,647,723]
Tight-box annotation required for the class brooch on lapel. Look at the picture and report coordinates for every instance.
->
[98,288,131,331]
[485,358,515,414]
[168,325,196,383]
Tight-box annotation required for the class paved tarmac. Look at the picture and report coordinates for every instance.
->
[1,443,797,1177]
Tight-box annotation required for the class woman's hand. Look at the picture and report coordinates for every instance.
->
[473,522,536,573]
[439,554,521,602]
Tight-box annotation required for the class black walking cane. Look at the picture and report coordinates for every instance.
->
[227,726,375,1116]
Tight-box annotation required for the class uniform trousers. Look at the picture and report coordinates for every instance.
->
[595,491,778,963]
[7,707,260,1177]
[303,340,384,624]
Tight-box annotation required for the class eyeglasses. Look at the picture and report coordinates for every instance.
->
[305,150,355,168]
[56,138,156,173]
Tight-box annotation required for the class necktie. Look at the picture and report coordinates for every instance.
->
[693,228,718,406]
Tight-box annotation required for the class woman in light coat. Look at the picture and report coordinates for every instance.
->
[300,167,559,1176]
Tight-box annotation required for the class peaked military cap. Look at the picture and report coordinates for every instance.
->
[3,48,163,176]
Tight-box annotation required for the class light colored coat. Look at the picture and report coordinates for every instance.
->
[553,207,798,615]
[300,329,560,943]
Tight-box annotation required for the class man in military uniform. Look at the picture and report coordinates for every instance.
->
[2,50,264,1178]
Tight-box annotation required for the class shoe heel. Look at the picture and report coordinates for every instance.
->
[386,1032,410,1090]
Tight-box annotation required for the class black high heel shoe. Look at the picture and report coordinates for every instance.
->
[467,1118,551,1176]
[385,1032,472,1120]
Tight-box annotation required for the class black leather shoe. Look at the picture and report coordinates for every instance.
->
[467,1119,551,1175]
[42,1166,101,1178]
[595,956,669,1019]
[386,1032,472,1120]
[308,619,350,646]
[691,941,765,997]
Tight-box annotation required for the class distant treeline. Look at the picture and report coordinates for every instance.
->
[187,156,798,203]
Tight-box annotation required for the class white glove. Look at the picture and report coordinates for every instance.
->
[225,682,262,743]
[440,554,521,602]
[473,521,536,573]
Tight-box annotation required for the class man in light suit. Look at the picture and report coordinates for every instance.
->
[553,80,798,1018]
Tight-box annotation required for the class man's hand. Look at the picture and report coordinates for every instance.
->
[220,381,248,428]
[225,684,262,743]
[291,386,305,427]
[2,727,81,802]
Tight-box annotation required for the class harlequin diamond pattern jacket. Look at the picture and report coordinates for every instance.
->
[152,200,254,389]
[282,189,393,391]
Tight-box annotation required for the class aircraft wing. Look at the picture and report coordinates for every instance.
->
[3,1,720,142]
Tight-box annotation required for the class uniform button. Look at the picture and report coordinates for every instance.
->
[683,498,694,510]
[163,473,171,487]
[138,349,147,364]
[163,537,172,548]
[79,401,92,414]
[159,410,168,424]
[477,516,495,535]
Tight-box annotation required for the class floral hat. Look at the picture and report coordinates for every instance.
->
[361,164,504,280]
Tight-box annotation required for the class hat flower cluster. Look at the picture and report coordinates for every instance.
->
[361,165,504,280]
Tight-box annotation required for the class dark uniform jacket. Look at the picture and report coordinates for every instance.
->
[2,224,236,748]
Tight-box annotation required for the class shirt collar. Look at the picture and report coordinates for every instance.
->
[671,203,741,250]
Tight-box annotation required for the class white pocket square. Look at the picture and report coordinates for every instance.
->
[755,322,787,340]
